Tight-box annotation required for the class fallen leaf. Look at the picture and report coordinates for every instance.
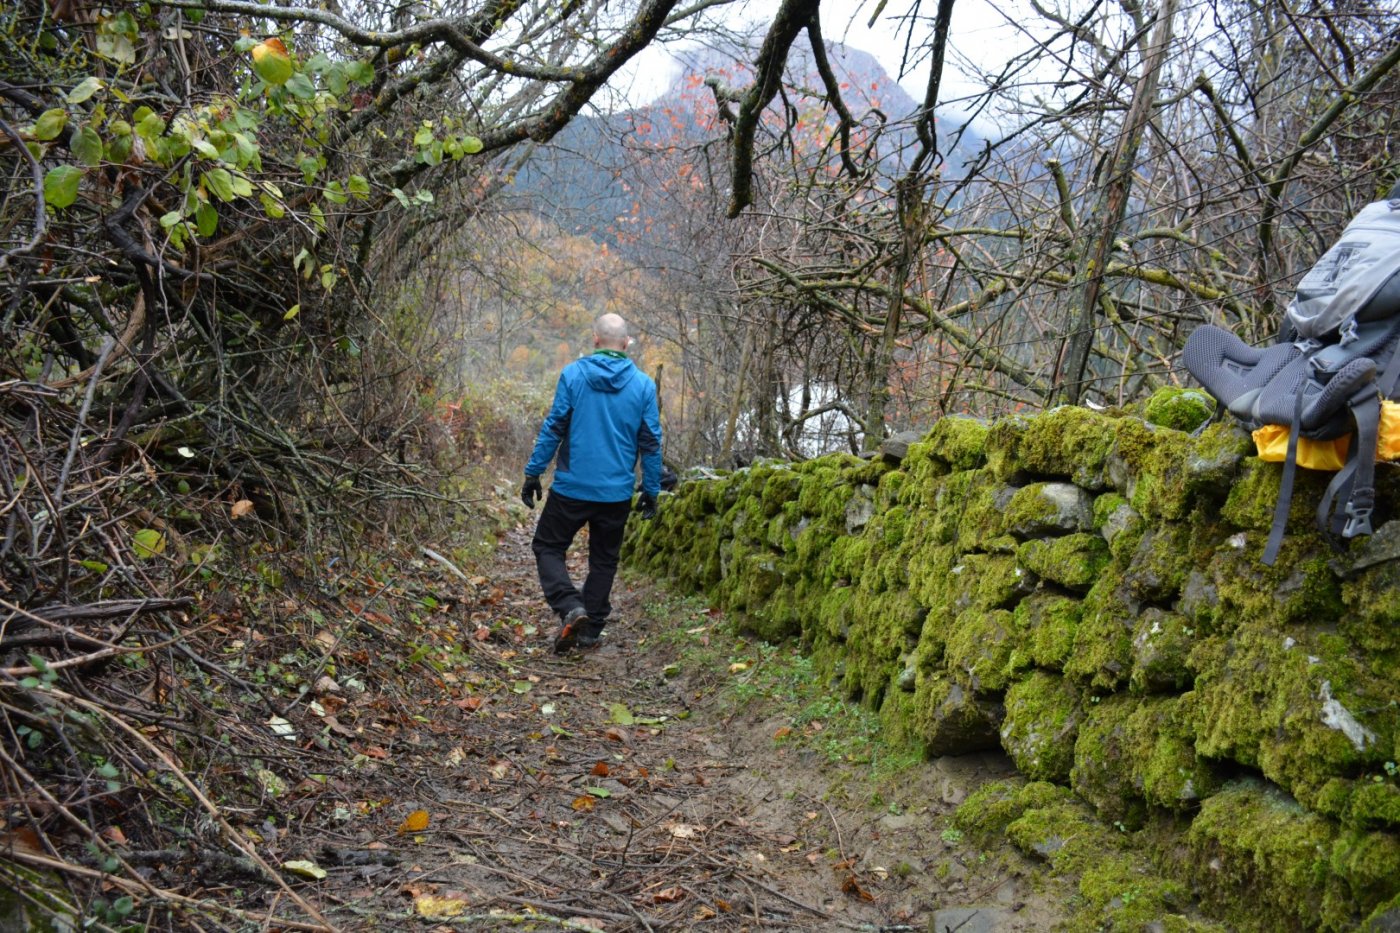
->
[457,696,484,711]
[774,726,793,740]
[512,680,532,694]
[840,874,874,901]
[489,760,511,780]
[266,716,296,740]
[609,703,634,725]
[102,826,127,845]
[667,823,701,839]
[586,786,611,798]
[604,727,628,743]
[362,746,389,760]
[398,810,430,834]
[591,761,610,777]
[728,662,748,674]
[652,886,684,903]
[283,859,327,880]
[571,795,596,812]
[231,499,255,519]
[693,905,717,920]
[413,893,469,919]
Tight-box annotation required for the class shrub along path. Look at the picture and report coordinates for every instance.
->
[235,525,1071,932]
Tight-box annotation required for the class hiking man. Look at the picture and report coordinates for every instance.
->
[521,313,663,653]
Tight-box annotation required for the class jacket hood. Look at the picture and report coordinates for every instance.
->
[578,352,637,393]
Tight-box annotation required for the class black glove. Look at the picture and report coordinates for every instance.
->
[636,491,657,520]
[522,475,543,509]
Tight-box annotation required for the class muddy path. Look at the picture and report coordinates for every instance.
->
[254,526,1071,932]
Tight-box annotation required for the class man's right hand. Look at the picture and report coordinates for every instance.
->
[522,475,543,509]
[636,491,658,520]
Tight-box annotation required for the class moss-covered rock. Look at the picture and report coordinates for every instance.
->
[906,670,1004,756]
[623,401,1400,933]
[1188,623,1399,807]
[1001,672,1083,783]
[1004,482,1094,538]
[1072,695,1217,823]
[1185,780,1400,932]
[925,415,990,472]
[1130,607,1196,693]
[1143,386,1216,432]
[1010,590,1082,672]
[944,608,1016,693]
[1017,532,1110,592]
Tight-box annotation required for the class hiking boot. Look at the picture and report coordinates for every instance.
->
[553,607,588,654]
[576,622,606,649]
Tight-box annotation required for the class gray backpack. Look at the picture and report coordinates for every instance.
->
[1184,189,1400,564]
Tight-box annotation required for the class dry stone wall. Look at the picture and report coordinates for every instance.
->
[624,389,1400,931]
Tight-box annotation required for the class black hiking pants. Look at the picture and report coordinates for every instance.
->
[531,490,632,627]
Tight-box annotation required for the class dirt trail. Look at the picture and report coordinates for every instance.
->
[279,526,1070,931]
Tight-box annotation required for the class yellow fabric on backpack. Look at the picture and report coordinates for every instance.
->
[1252,399,1400,468]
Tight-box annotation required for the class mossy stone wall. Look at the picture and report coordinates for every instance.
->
[624,392,1400,932]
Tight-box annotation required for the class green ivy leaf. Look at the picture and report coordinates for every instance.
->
[67,76,103,104]
[323,181,348,205]
[260,193,285,219]
[136,112,166,141]
[203,168,235,202]
[196,201,218,237]
[131,528,167,559]
[33,108,68,141]
[72,125,103,167]
[413,123,434,148]
[284,73,316,100]
[344,60,374,84]
[347,174,370,198]
[459,135,483,155]
[43,165,82,209]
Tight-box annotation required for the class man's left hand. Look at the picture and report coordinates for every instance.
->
[636,492,658,520]
[522,475,543,508]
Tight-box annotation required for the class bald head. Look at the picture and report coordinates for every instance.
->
[593,313,629,351]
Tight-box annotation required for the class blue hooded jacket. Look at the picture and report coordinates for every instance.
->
[525,351,662,502]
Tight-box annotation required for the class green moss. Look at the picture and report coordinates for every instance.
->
[1071,695,1217,825]
[905,670,1003,756]
[1014,406,1121,488]
[1186,780,1400,932]
[1340,561,1400,674]
[1220,456,1334,533]
[1188,623,1398,808]
[1348,781,1400,831]
[760,469,803,516]
[1143,386,1216,432]
[1017,532,1110,593]
[1199,533,1343,630]
[1003,482,1094,538]
[959,781,1216,932]
[1001,671,1083,783]
[1123,522,1197,603]
[1011,591,1082,672]
[944,608,1016,693]
[953,470,1010,547]
[1130,607,1196,694]
[925,415,990,472]
[1064,574,1135,691]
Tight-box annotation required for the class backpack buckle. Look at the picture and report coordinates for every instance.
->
[1343,497,1374,538]
[1339,319,1360,345]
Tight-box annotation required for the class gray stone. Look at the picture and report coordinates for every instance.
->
[1006,482,1093,538]
[882,430,925,463]
[1339,519,1400,575]
[929,905,1013,933]
[1100,501,1142,548]
[846,484,877,533]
